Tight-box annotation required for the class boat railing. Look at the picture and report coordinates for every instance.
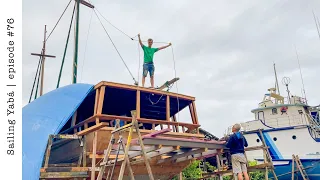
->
[61,114,200,136]
[224,114,311,134]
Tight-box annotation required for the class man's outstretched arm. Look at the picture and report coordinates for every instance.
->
[138,34,144,47]
[157,43,172,51]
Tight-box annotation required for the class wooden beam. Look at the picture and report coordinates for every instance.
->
[91,132,97,180]
[94,89,100,114]
[192,101,199,124]
[31,53,56,58]
[189,103,196,124]
[94,81,195,101]
[166,95,170,121]
[44,135,53,168]
[97,86,105,114]
[98,114,200,129]
[158,148,207,164]
[76,122,108,136]
[136,90,141,118]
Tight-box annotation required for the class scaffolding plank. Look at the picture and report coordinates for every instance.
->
[40,172,89,178]
[76,122,108,136]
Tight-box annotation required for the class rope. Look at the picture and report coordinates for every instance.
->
[171,45,180,120]
[46,0,72,41]
[137,42,141,85]
[80,9,93,82]
[34,58,43,100]
[56,3,76,88]
[93,9,138,84]
[28,55,42,103]
[95,8,134,40]
[94,7,169,44]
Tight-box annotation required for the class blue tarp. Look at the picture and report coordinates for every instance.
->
[22,83,94,180]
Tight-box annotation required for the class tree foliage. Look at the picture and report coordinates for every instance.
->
[171,160,265,180]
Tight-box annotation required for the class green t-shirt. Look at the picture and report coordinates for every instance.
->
[142,45,158,63]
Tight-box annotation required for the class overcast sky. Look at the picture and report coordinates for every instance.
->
[23,0,320,137]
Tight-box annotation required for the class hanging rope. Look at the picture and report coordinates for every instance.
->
[171,45,180,120]
[28,55,42,103]
[93,9,138,85]
[137,42,141,85]
[56,3,76,88]
[80,9,93,82]
[46,0,73,41]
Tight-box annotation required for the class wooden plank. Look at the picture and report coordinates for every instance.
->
[40,172,88,178]
[94,89,100,114]
[245,145,268,151]
[82,135,87,167]
[98,114,200,129]
[192,101,199,124]
[132,111,154,180]
[91,132,97,180]
[97,86,105,114]
[189,103,196,124]
[76,122,108,136]
[44,135,53,168]
[166,95,170,121]
[94,81,195,101]
[157,148,207,164]
[136,90,141,118]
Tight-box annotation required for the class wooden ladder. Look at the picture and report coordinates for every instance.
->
[292,155,309,180]
[96,110,155,180]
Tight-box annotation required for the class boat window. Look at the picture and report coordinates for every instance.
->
[292,135,296,140]
[272,108,277,115]
[298,110,303,115]
[256,139,260,143]
[273,137,277,141]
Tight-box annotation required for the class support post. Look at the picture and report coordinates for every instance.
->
[136,90,140,119]
[91,132,97,180]
[166,95,170,121]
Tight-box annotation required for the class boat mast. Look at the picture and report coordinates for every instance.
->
[31,25,56,97]
[273,63,280,95]
[72,0,94,84]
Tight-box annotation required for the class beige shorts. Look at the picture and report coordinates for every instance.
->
[231,153,247,174]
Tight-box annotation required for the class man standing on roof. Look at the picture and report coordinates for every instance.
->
[138,33,171,88]
[225,124,249,180]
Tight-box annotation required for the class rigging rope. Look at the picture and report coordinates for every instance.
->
[137,42,141,85]
[56,3,76,88]
[94,7,168,44]
[28,55,42,103]
[171,45,180,120]
[46,0,72,41]
[93,9,138,85]
[34,58,43,100]
[80,9,94,82]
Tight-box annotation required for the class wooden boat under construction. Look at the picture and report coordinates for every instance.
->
[22,81,226,180]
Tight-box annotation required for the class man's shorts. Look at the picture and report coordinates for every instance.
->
[143,63,155,77]
[231,153,247,174]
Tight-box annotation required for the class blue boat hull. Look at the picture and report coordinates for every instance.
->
[269,159,320,180]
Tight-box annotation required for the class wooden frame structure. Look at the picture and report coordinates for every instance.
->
[39,81,228,179]
[60,81,201,136]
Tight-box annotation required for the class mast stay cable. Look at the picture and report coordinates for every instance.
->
[46,0,73,41]
[28,55,42,103]
[80,9,94,82]
[93,9,138,85]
